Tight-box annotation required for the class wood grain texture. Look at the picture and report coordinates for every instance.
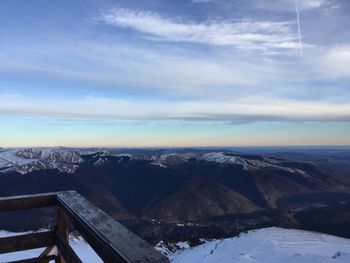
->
[0,231,55,254]
[57,191,169,263]
[55,234,82,263]
[0,191,169,263]
[0,192,58,213]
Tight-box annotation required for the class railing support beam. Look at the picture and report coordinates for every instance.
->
[0,191,169,263]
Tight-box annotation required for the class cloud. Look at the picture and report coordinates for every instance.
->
[299,0,328,9]
[191,0,333,11]
[318,45,350,78]
[100,8,301,52]
[0,39,295,100]
[1,38,348,103]
[0,6,348,108]
[253,0,333,11]
[191,0,213,3]
[0,94,349,123]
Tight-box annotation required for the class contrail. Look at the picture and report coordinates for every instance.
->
[295,0,303,57]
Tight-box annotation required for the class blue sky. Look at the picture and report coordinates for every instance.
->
[0,0,349,147]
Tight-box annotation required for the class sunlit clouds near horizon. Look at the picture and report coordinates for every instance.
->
[0,0,349,147]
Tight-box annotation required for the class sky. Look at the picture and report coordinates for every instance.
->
[0,0,349,147]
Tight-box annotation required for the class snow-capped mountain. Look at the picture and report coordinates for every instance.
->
[0,148,350,246]
[150,152,309,176]
[0,148,84,174]
[156,227,350,263]
[0,147,312,175]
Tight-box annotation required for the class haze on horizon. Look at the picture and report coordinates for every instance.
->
[0,0,350,147]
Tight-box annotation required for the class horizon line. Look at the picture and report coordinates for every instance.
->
[2,145,350,149]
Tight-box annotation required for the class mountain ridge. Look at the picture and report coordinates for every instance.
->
[0,147,350,241]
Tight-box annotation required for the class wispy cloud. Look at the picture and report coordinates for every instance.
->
[100,8,302,52]
[253,0,333,11]
[318,45,350,78]
[0,94,349,123]
[0,0,348,147]
[191,0,213,3]
[0,40,269,98]
[1,38,349,102]
[294,0,334,10]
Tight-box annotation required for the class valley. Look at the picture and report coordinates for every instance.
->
[0,147,350,244]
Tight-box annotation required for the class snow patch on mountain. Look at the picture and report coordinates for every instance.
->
[156,227,350,263]
[150,152,308,175]
[0,148,83,174]
[0,148,312,175]
[150,153,197,167]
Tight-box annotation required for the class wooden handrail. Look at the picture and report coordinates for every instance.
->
[0,192,58,213]
[0,191,169,263]
[0,231,55,254]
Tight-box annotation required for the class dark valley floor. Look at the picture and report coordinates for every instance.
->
[1,147,350,244]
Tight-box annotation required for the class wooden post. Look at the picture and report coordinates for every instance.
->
[0,191,168,263]
[39,246,55,257]
[56,208,69,263]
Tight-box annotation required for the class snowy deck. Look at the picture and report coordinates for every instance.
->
[0,191,168,263]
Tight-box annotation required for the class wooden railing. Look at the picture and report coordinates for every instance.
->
[0,191,169,263]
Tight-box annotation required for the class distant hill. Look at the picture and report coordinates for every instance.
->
[1,148,350,241]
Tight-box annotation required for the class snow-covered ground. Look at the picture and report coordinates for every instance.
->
[2,227,350,262]
[0,230,102,262]
[156,227,350,263]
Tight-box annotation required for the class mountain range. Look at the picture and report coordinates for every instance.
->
[0,147,350,242]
